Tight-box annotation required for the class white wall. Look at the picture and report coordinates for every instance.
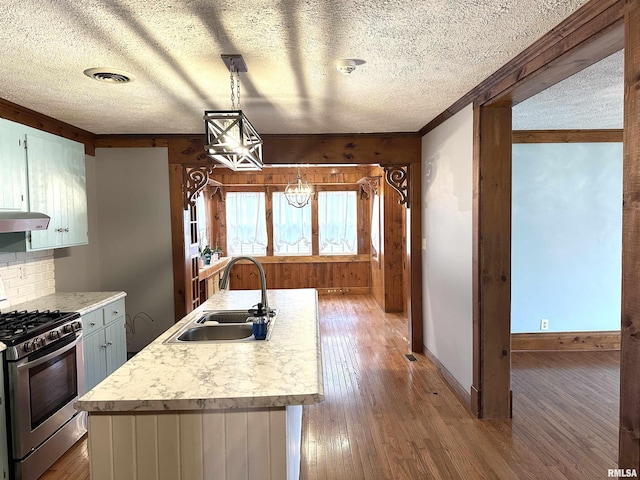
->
[56,148,175,353]
[512,143,622,333]
[421,104,474,392]
[94,148,175,353]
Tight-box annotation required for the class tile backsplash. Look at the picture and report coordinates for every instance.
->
[0,251,55,310]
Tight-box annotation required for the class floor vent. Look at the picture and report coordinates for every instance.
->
[404,353,418,362]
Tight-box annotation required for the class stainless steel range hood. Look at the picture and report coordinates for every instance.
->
[0,212,50,233]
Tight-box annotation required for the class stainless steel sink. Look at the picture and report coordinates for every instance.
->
[197,310,250,324]
[163,309,276,344]
[177,324,254,342]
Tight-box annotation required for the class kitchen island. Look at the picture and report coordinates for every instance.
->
[75,288,323,480]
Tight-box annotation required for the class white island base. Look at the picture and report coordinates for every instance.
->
[87,404,302,480]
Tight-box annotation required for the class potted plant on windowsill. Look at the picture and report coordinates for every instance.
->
[211,245,223,262]
[200,245,212,265]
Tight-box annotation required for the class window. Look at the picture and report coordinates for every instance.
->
[196,193,208,252]
[318,191,357,255]
[371,193,380,258]
[272,192,312,255]
[226,192,267,255]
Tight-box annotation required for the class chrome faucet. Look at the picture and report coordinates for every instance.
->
[219,256,270,316]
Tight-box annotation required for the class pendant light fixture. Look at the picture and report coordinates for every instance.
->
[285,169,313,208]
[204,55,263,171]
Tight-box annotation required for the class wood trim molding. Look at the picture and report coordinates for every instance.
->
[513,129,623,143]
[0,98,96,155]
[619,0,640,470]
[511,331,621,351]
[424,348,472,410]
[419,0,624,136]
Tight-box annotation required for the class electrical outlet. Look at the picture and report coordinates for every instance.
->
[0,274,6,302]
[540,319,549,331]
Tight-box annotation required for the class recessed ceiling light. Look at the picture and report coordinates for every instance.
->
[83,67,135,84]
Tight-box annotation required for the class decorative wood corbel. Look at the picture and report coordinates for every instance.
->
[356,176,381,200]
[382,164,410,207]
[183,166,214,210]
[207,179,224,202]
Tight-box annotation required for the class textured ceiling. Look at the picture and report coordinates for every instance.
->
[512,50,624,130]
[0,0,592,135]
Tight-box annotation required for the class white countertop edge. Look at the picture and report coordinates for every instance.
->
[76,392,324,412]
[0,342,5,353]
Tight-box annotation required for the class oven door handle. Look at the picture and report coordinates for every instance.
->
[15,332,83,370]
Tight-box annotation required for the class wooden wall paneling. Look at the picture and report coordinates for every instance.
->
[311,193,320,256]
[407,161,423,353]
[0,98,96,155]
[168,164,189,322]
[94,135,169,149]
[261,134,421,165]
[383,178,405,313]
[370,167,385,309]
[513,129,623,143]
[419,0,624,135]
[472,105,512,419]
[265,187,274,256]
[619,0,640,470]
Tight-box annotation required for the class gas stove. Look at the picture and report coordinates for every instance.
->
[0,310,81,360]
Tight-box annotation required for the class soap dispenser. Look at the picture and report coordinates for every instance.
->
[249,303,268,340]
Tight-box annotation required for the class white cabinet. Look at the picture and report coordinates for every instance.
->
[26,132,88,249]
[0,119,27,212]
[0,119,88,251]
[82,298,127,392]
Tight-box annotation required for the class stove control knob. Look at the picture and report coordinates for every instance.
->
[73,321,82,331]
[23,341,34,353]
[63,324,74,334]
[49,330,61,341]
[33,337,44,349]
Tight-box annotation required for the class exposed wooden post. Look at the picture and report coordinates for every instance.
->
[472,105,512,418]
[168,164,189,321]
[619,0,640,469]
[407,162,423,352]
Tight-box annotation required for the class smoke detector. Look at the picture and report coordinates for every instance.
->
[336,59,357,75]
[83,67,135,83]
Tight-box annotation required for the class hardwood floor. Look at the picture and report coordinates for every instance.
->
[42,295,619,479]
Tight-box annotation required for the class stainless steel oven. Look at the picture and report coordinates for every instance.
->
[1,311,86,480]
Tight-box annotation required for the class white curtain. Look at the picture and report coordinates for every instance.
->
[370,193,380,257]
[196,193,209,251]
[226,192,267,255]
[318,191,357,254]
[272,192,311,254]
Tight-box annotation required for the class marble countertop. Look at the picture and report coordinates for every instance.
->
[75,288,324,412]
[0,342,5,353]
[8,291,126,316]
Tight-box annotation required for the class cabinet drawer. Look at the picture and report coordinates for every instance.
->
[103,298,126,325]
[82,309,102,336]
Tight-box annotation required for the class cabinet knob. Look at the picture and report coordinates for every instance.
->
[113,310,119,316]
[107,341,113,346]
[89,322,96,327]
[64,227,70,232]
[100,344,107,349]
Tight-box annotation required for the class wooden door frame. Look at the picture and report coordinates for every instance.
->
[463,0,626,420]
